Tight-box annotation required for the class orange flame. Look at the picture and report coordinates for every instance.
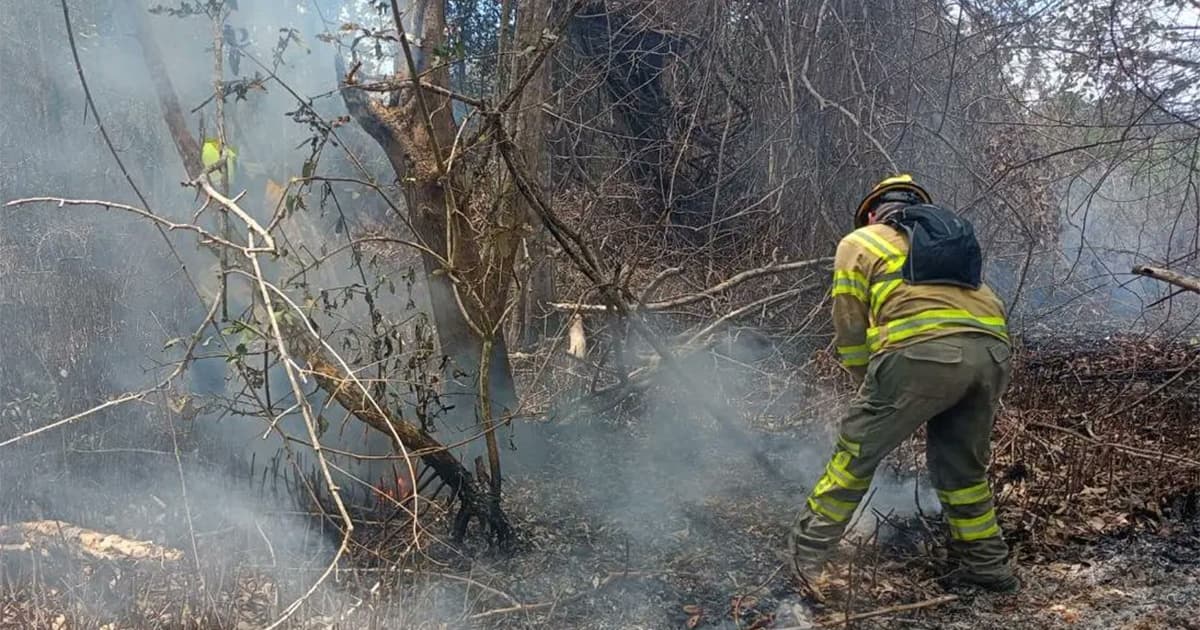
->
[376,473,412,503]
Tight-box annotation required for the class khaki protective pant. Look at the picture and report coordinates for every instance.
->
[791,333,1013,578]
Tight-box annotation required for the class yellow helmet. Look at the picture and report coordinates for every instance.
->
[855,174,931,227]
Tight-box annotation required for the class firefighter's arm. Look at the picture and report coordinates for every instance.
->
[831,236,871,382]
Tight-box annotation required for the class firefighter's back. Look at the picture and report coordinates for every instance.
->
[841,223,1009,358]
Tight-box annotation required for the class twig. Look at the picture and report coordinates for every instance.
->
[194,178,277,251]
[682,286,809,347]
[345,78,489,109]
[798,0,898,172]
[0,393,145,449]
[467,601,554,621]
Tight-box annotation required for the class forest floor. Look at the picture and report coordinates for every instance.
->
[2,335,1199,629]
[3,421,1196,630]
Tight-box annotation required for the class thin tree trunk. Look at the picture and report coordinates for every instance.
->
[511,0,559,348]
[335,1,533,481]
[128,0,202,179]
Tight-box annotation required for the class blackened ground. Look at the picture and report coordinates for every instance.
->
[5,334,1200,628]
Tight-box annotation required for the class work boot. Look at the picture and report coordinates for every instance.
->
[786,530,829,602]
[940,567,1021,594]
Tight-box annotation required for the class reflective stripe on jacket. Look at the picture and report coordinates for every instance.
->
[832,223,1008,376]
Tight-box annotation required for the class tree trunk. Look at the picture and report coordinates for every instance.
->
[128,0,202,179]
[511,0,559,349]
[129,0,516,544]
[339,0,528,473]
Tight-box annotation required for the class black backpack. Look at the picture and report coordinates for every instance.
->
[882,204,983,289]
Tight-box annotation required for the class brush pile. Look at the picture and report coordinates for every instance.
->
[994,333,1200,549]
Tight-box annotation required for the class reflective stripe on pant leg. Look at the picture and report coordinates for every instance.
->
[806,449,872,524]
[948,508,1001,541]
[936,480,992,506]
[937,481,1002,541]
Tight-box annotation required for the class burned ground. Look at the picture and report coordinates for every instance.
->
[3,333,1198,629]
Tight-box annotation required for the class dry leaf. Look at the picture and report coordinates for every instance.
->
[1049,604,1080,624]
[682,604,702,614]
[686,613,702,628]
[264,179,286,212]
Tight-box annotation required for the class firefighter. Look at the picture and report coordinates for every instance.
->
[788,175,1019,593]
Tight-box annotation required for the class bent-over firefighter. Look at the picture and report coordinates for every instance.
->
[789,174,1019,594]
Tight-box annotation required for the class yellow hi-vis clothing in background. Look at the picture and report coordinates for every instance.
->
[831,222,1008,380]
[201,138,237,187]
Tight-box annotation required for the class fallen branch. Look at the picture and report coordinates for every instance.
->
[808,594,959,628]
[550,258,832,313]
[773,595,959,630]
[1029,422,1200,469]
[1133,265,1200,294]
[0,520,183,563]
[305,354,512,546]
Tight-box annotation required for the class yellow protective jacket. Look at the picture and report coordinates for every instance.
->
[832,223,1009,380]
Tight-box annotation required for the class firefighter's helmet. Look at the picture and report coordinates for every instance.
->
[855,174,931,227]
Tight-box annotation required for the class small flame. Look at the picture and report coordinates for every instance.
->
[375,473,412,503]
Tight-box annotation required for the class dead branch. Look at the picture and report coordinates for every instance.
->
[305,354,512,546]
[1029,422,1200,469]
[682,286,810,347]
[195,178,277,251]
[247,233,354,630]
[345,78,489,109]
[0,520,183,563]
[638,266,684,302]
[0,392,146,449]
[797,595,959,628]
[550,258,832,313]
[1133,265,1200,294]
[5,197,262,254]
